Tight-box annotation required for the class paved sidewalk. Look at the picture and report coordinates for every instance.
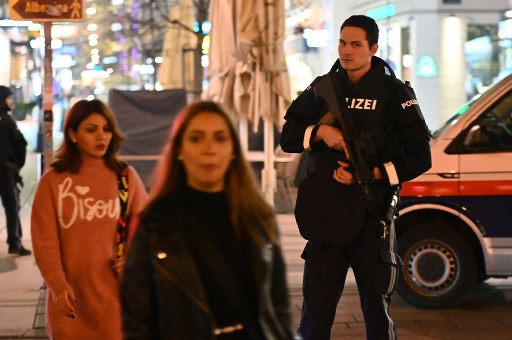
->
[0,152,47,339]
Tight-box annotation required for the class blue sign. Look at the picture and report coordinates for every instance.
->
[416,55,437,77]
[366,4,396,21]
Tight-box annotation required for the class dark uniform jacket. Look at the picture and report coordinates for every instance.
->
[0,109,27,171]
[120,191,296,340]
[280,56,432,245]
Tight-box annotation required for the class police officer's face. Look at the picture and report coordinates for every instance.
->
[178,112,234,193]
[5,95,13,110]
[338,26,378,77]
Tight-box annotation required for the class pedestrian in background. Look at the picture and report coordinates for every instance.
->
[280,15,432,339]
[121,101,296,339]
[31,99,147,339]
[0,85,31,256]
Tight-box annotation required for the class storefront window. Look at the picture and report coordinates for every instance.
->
[465,24,500,99]
[498,19,512,84]
[401,26,411,82]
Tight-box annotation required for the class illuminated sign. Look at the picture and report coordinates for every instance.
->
[9,0,84,22]
[366,4,396,21]
[416,55,437,77]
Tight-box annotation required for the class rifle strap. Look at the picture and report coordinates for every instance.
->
[314,72,357,129]
[325,72,362,134]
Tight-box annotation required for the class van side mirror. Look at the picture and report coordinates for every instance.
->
[464,125,491,151]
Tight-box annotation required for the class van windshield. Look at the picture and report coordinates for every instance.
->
[431,75,511,139]
[432,100,476,138]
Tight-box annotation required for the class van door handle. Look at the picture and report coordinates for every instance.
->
[438,173,460,179]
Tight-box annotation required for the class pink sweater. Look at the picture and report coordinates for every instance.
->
[31,159,147,339]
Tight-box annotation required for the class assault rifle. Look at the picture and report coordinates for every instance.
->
[313,73,375,200]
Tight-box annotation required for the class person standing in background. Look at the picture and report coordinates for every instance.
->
[121,101,296,339]
[0,85,31,256]
[31,99,147,339]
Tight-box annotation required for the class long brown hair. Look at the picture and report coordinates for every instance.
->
[52,99,126,174]
[146,101,277,243]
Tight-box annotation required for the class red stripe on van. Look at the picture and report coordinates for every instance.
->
[460,180,512,196]
[401,181,459,197]
[401,180,512,197]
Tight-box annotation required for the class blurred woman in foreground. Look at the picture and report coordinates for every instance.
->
[120,101,296,339]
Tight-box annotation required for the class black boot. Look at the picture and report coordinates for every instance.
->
[8,245,32,256]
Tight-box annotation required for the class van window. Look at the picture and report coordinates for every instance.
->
[433,102,474,139]
[445,90,512,154]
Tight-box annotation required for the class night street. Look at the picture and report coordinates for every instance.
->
[1,133,512,338]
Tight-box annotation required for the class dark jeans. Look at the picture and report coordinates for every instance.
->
[298,218,400,340]
[0,169,22,248]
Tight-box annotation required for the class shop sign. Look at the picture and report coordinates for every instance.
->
[416,55,437,78]
[366,4,396,21]
[9,0,84,22]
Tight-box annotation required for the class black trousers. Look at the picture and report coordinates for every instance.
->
[0,169,22,248]
[298,218,400,340]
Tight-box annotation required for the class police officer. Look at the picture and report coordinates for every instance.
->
[0,85,31,256]
[280,15,431,339]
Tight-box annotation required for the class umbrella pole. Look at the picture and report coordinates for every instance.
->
[262,117,276,206]
[239,116,249,154]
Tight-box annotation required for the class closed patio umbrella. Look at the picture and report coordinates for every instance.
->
[204,0,291,204]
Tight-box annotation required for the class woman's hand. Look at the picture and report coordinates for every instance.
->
[333,161,354,185]
[54,289,77,319]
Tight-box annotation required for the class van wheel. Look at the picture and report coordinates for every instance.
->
[397,223,476,309]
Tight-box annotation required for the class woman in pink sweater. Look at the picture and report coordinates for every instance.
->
[31,99,147,339]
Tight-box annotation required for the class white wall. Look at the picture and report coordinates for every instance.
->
[325,1,350,65]
[439,16,466,125]
[0,29,10,86]
[411,13,441,130]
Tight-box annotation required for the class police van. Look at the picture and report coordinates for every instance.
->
[396,74,512,309]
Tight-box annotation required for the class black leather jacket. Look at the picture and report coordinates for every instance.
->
[120,192,296,340]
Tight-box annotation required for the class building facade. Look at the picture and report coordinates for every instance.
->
[331,0,509,130]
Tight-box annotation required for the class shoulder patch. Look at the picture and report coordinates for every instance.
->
[401,98,419,109]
